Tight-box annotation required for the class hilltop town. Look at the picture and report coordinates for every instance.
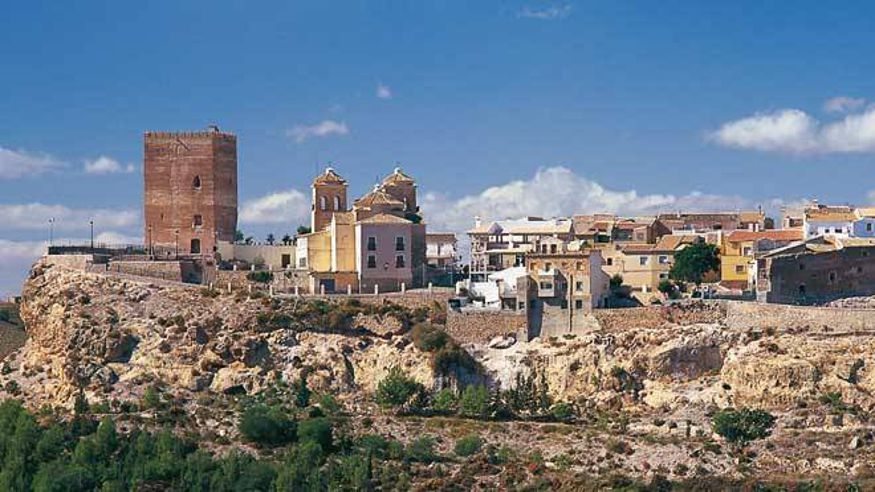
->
[1,128,875,489]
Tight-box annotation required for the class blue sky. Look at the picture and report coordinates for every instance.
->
[3,0,875,295]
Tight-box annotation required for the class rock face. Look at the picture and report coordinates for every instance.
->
[4,261,875,424]
[4,262,439,408]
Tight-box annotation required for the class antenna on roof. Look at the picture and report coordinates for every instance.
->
[207,124,220,133]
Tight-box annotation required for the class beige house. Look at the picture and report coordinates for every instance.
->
[602,235,700,302]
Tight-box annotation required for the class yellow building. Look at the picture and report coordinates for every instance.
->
[601,235,700,302]
[719,229,803,290]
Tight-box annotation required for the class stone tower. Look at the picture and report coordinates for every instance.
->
[311,167,348,232]
[143,127,237,255]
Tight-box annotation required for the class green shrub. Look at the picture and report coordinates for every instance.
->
[406,435,438,463]
[297,417,332,451]
[410,323,449,352]
[247,271,274,283]
[453,434,482,457]
[711,408,776,445]
[374,367,425,409]
[459,384,490,419]
[432,388,457,412]
[550,402,575,422]
[238,404,297,448]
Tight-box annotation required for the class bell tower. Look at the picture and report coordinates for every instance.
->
[311,167,348,232]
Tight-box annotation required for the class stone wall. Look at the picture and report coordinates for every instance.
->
[445,309,528,344]
[724,301,875,332]
[42,254,91,271]
[107,260,187,283]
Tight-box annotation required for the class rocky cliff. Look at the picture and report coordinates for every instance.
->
[3,261,875,483]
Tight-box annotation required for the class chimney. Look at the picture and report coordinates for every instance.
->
[474,216,482,228]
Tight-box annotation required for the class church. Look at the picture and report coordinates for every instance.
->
[295,167,427,294]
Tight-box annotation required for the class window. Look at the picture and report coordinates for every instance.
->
[298,257,307,268]
[799,263,805,270]
[333,196,341,210]
[658,255,668,264]
[190,239,201,254]
[575,281,583,291]
[561,300,568,309]
[828,271,837,283]
[539,282,553,290]
[639,256,649,266]
[395,236,405,251]
[193,214,203,227]
[606,258,613,266]
[395,255,405,268]
[192,175,201,190]
[868,223,873,232]
[320,196,327,211]
[575,299,584,309]
[742,247,752,256]
[550,244,557,254]
[367,236,377,251]
[576,261,583,270]
[518,301,525,310]
[545,262,552,271]
[367,255,376,268]
[857,266,864,274]
[659,272,669,280]
[735,265,745,274]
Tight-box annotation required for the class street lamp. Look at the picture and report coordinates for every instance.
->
[148,225,153,256]
[48,218,55,247]
[174,229,180,259]
[89,220,94,252]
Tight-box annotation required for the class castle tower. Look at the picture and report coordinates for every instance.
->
[143,127,237,255]
[311,167,348,232]
[380,167,417,213]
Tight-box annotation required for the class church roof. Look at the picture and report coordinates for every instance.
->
[381,167,415,185]
[357,213,412,224]
[313,167,347,185]
[354,186,404,208]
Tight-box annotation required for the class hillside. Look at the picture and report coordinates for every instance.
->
[0,260,873,489]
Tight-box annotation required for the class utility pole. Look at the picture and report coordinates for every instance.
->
[89,220,94,252]
[175,229,180,259]
[48,218,54,247]
[148,225,153,256]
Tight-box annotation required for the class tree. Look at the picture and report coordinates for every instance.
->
[670,242,719,285]
[281,234,293,245]
[609,274,623,291]
[235,230,245,243]
[238,404,296,448]
[374,367,424,409]
[296,225,312,236]
[293,377,311,408]
[297,418,333,451]
[712,408,776,446]
[459,384,490,419]
[432,388,457,412]
[266,233,275,245]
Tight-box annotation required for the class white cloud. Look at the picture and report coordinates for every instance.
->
[240,189,310,225]
[518,3,572,20]
[0,203,139,231]
[421,166,755,234]
[824,96,866,114]
[84,156,135,174]
[0,146,62,179]
[376,83,392,100]
[709,106,875,154]
[285,120,349,143]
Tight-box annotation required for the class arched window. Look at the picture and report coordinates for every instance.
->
[320,196,327,211]
[333,195,341,210]
[193,175,201,190]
